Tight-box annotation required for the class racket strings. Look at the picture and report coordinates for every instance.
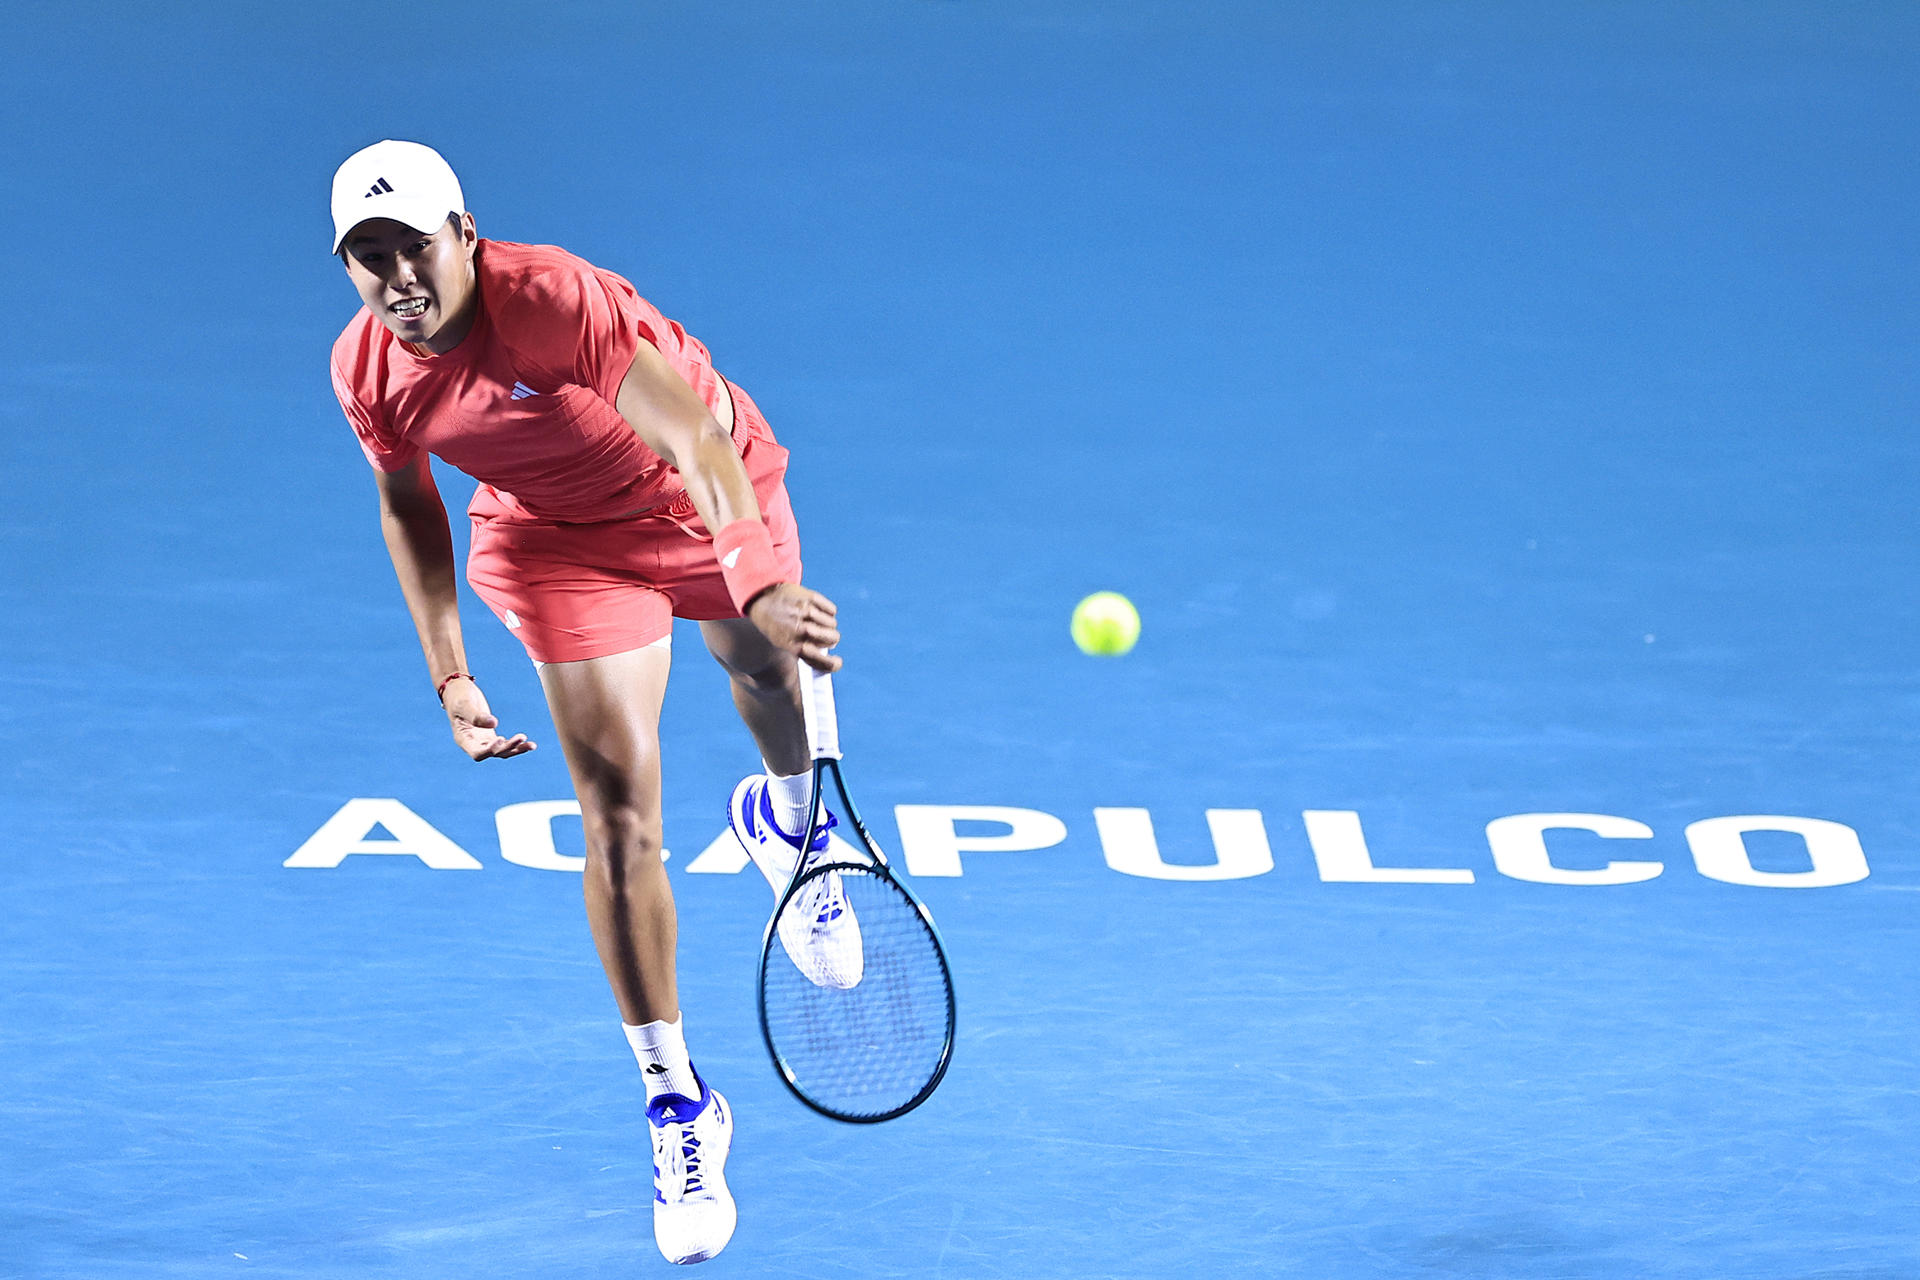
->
[762,866,953,1119]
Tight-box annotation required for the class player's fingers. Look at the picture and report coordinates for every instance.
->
[801,643,843,673]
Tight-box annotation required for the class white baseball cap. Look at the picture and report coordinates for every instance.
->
[330,140,466,253]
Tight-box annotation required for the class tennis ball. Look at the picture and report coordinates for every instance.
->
[1071,591,1140,656]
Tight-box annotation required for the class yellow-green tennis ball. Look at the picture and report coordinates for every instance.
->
[1071,591,1140,656]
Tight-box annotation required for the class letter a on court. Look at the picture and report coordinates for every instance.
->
[284,798,483,870]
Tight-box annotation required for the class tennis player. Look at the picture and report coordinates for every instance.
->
[327,139,860,1265]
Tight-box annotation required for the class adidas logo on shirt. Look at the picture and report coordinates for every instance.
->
[511,382,539,400]
[364,177,394,198]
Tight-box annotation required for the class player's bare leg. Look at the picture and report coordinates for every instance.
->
[538,645,679,1024]
[700,616,809,775]
[538,642,735,1264]
[704,616,864,989]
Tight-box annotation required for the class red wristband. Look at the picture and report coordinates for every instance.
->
[713,519,785,614]
[436,671,474,703]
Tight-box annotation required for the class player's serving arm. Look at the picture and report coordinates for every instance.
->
[326,140,860,1265]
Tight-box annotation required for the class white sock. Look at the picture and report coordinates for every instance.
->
[763,764,815,839]
[624,1015,702,1103]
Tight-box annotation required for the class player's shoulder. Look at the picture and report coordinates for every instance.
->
[480,239,624,301]
[482,238,652,319]
[329,307,387,393]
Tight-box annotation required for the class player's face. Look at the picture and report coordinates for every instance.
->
[341,214,479,354]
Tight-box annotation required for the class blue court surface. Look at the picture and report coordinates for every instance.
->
[4,3,1917,1277]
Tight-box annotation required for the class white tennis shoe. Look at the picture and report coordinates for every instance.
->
[648,1079,735,1265]
[729,775,864,990]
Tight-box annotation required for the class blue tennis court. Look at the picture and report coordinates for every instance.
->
[4,2,1916,1276]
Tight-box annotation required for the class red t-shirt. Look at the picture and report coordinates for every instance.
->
[329,240,732,522]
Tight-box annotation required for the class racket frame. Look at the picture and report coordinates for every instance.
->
[754,674,957,1123]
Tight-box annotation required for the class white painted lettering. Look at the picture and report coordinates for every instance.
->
[284,798,481,870]
[1304,809,1474,884]
[1486,813,1660,885]
[1685,815,1869,888]
[686,827,750,874]
[892,805,1068,877]
[496,801,580,871]
[1094,808,1275,881]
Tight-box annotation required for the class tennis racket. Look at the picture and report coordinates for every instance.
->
[755,665,956,1123]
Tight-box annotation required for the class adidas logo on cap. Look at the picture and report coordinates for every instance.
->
[364,177,394,198]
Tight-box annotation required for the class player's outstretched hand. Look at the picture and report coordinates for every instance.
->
[749,583,842,672]
[443,679,537,761]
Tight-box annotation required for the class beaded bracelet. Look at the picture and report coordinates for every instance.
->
[436,671,475,704]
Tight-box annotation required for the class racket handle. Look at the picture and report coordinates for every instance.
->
[801,665,844,761]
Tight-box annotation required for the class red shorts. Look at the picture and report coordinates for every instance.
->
[464,385,803,664]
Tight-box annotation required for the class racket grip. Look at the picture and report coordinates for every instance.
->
[800,665,843,761]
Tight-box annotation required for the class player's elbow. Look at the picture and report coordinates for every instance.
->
[373,463,440,517]
[655,416,732,477]
[694,416,735,461]
[378,484,443,526]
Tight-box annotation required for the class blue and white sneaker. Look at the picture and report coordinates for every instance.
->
[728,775,864,990]
[648,1078,735,1265]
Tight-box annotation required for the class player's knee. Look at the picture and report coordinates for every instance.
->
[581,805,663,886]
[727,650,798,698]
[704,622,795,690]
